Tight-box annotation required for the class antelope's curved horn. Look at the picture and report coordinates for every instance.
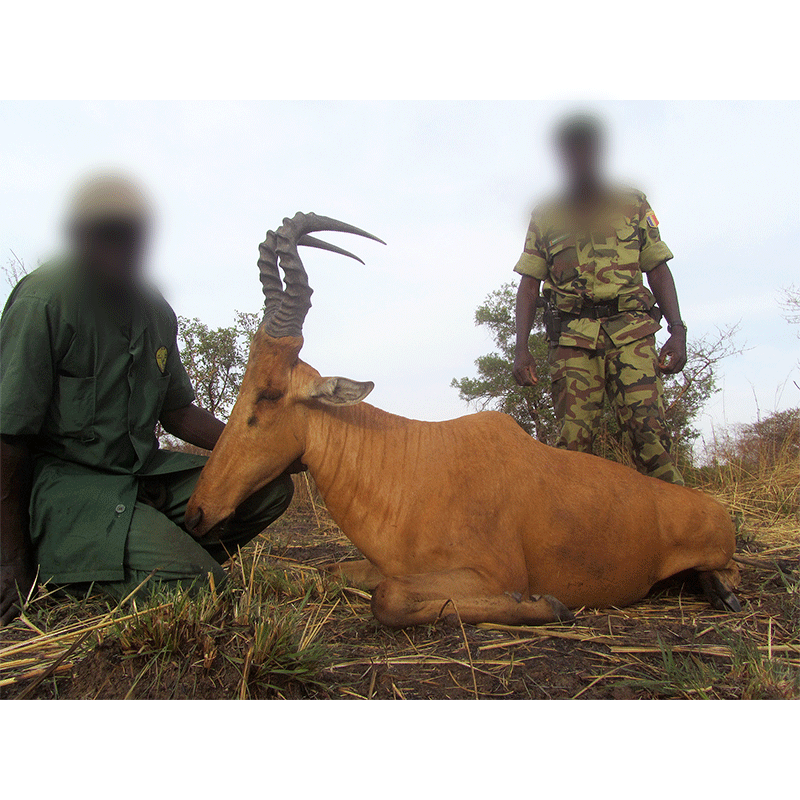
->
[298,234,366,265]
[296,214,386,246]
[257,230,283,320]
[262,212,385,339]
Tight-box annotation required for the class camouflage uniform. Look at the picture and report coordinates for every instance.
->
[514,188,684,484]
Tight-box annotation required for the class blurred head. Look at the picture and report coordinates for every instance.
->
[65,173,153,289]
[554,113,605,191]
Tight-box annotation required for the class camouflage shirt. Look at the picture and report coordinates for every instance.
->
[514,188,674,349]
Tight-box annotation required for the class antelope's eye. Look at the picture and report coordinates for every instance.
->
[257,388,284,404]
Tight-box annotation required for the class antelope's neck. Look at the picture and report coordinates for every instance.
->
[301,403,420,555]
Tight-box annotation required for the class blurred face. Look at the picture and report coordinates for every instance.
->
[72,219,148,289]
[558,137,602,190]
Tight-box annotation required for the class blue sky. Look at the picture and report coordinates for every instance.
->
[2,101,797,445]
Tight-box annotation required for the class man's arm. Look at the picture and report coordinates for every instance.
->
[160,403,225,451]
[512,275,541,386]
[1,436,35,625]
[646,261,687,375]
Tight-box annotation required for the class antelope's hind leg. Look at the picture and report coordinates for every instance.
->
[321,559,385,591]
[698,560,742,612]
[371,568,573,629]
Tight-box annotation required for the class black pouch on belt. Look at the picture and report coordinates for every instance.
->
[543,303,562,346]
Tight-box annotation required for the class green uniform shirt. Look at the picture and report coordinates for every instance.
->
[0,260,206,583]
[514,188,674,349]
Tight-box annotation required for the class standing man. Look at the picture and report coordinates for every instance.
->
[0,174,294,624]
[512,115,687,484]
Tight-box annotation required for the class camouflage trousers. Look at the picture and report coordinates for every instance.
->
[548,330,684,484]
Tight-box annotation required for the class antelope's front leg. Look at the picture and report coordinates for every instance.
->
[370,568,572,628]
[321,558,385,591]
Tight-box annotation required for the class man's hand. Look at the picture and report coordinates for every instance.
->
[1,557,35,626]
[658,330,687,374]
[513,349,539,387]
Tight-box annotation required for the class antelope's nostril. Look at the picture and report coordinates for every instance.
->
[185,506,203,533]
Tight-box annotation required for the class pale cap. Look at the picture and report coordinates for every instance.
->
[66,172,153,227]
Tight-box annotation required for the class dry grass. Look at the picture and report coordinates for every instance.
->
[1,471,797,700]
[694,435,799,549]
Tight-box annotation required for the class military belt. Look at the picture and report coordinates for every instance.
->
[563,298,620,320]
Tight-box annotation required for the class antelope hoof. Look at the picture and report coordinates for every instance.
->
[708,591,742,614]
[707,589,742,613]
[720,592,742,613]
[543,595,574,622]
[700,572,743,613]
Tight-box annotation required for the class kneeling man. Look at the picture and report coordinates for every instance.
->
[0,175,294,624]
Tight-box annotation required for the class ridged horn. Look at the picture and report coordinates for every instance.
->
[257,230,284,321]
[261,212,386,338]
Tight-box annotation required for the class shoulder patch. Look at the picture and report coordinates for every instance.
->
[645,211,659,228]
[156,346,168,373]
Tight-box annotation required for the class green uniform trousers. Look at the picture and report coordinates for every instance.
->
[65,469,294,600]
[548,331,684,485]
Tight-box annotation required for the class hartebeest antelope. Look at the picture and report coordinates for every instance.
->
[185,213,741,627]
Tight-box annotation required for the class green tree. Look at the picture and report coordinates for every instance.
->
[452,282,743,465]
[450,284,558,443]
[176,311,259,420]
[158,311,260,450]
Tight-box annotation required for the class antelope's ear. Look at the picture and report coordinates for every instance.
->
[309,376,374,406]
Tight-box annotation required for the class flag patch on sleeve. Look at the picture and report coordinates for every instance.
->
[645,211,659,228]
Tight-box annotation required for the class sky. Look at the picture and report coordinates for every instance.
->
[1,101,798,446]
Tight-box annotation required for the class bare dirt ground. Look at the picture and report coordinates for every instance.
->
[2,494,797,700]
